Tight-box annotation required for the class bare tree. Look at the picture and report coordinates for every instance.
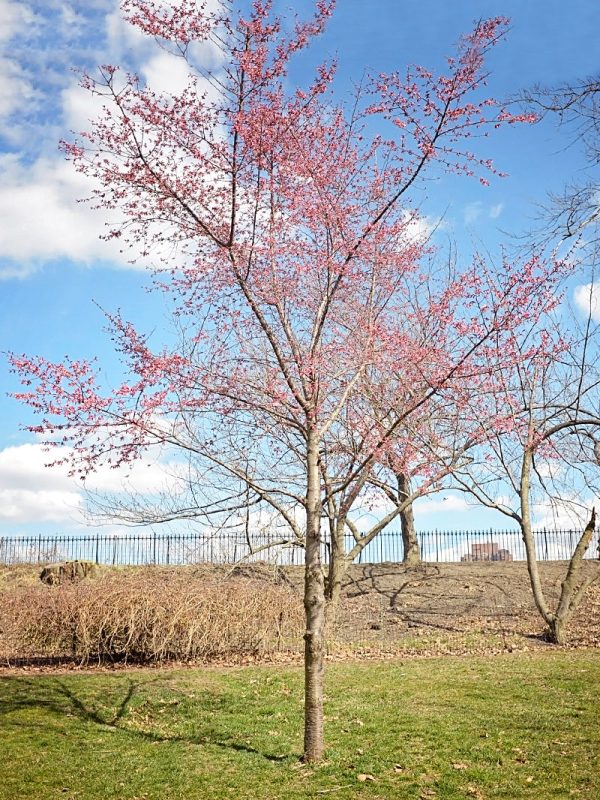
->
[520,77,600,262]
[453,320,600,643]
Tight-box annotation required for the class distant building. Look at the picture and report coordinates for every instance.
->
[461,542,513,562]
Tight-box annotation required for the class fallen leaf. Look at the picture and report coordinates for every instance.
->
[452,762,468,770]
[357,773,376,782]
[466,785,485,799]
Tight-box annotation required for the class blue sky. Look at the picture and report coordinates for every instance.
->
[1,0,599,537]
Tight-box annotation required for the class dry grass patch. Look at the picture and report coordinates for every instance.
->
[0,568,303,665]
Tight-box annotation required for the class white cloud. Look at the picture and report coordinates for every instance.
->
[400,210,441,245]
[0,2,37,123]
[573,282,600,322]
[463,201,483,226]
[0,488,83,523]
[0,440,188,527]
[84,457,187,496]
[61,79,108,134]
[0,0,233,277]
[0,0,36,42]
[414,494,471,515]
[141,51,191,96]
[0,56,36,118]
[0,154,136,276]
[0,443,75,492]
[532,495,592,531]
[463,202,503,225]
[0,443,83,523]
[533,461,563,481]
[105,0,153,62]
[104,0,225,64]
[58,3,82,30]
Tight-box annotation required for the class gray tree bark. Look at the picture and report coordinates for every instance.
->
[397,473,420,564]
[520,449,598,644]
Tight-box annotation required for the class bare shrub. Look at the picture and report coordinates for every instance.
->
[0,569,302,664]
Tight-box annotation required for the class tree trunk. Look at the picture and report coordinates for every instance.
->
[519,450,554,628]
[546,616,567,645]
[398,474,420,565]
[324,552,351,641]
[325,521,346,608]
[303,432,326,762]
[520,452,598,645]
[550,508,597,644]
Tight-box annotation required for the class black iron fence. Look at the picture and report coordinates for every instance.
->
[1,527,599,566]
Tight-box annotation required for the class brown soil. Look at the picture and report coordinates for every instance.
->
[328,560,600,656]
[221,559,600,656]
[1,560,599,671]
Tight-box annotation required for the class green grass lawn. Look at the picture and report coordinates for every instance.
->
[1,651,598,799]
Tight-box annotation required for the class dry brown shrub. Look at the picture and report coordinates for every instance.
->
[0,569,303,665]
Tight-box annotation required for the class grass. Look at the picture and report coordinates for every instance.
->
[1,650,599,799]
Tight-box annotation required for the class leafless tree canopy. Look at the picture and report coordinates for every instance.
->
[520,77,600,258]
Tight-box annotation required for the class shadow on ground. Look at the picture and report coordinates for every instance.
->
[0,676,291,762]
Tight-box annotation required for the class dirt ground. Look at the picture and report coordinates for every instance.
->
[226,559,600,656]
[2,560,600,667]
[328,560,600,655]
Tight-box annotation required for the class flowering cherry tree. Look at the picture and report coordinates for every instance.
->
[11,0,561,761]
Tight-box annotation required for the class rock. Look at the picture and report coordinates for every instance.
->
[40,560,97,585]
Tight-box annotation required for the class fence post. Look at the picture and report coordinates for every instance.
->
[569,529,575,558]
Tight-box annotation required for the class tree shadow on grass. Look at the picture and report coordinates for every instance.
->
[0,676,291,762]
